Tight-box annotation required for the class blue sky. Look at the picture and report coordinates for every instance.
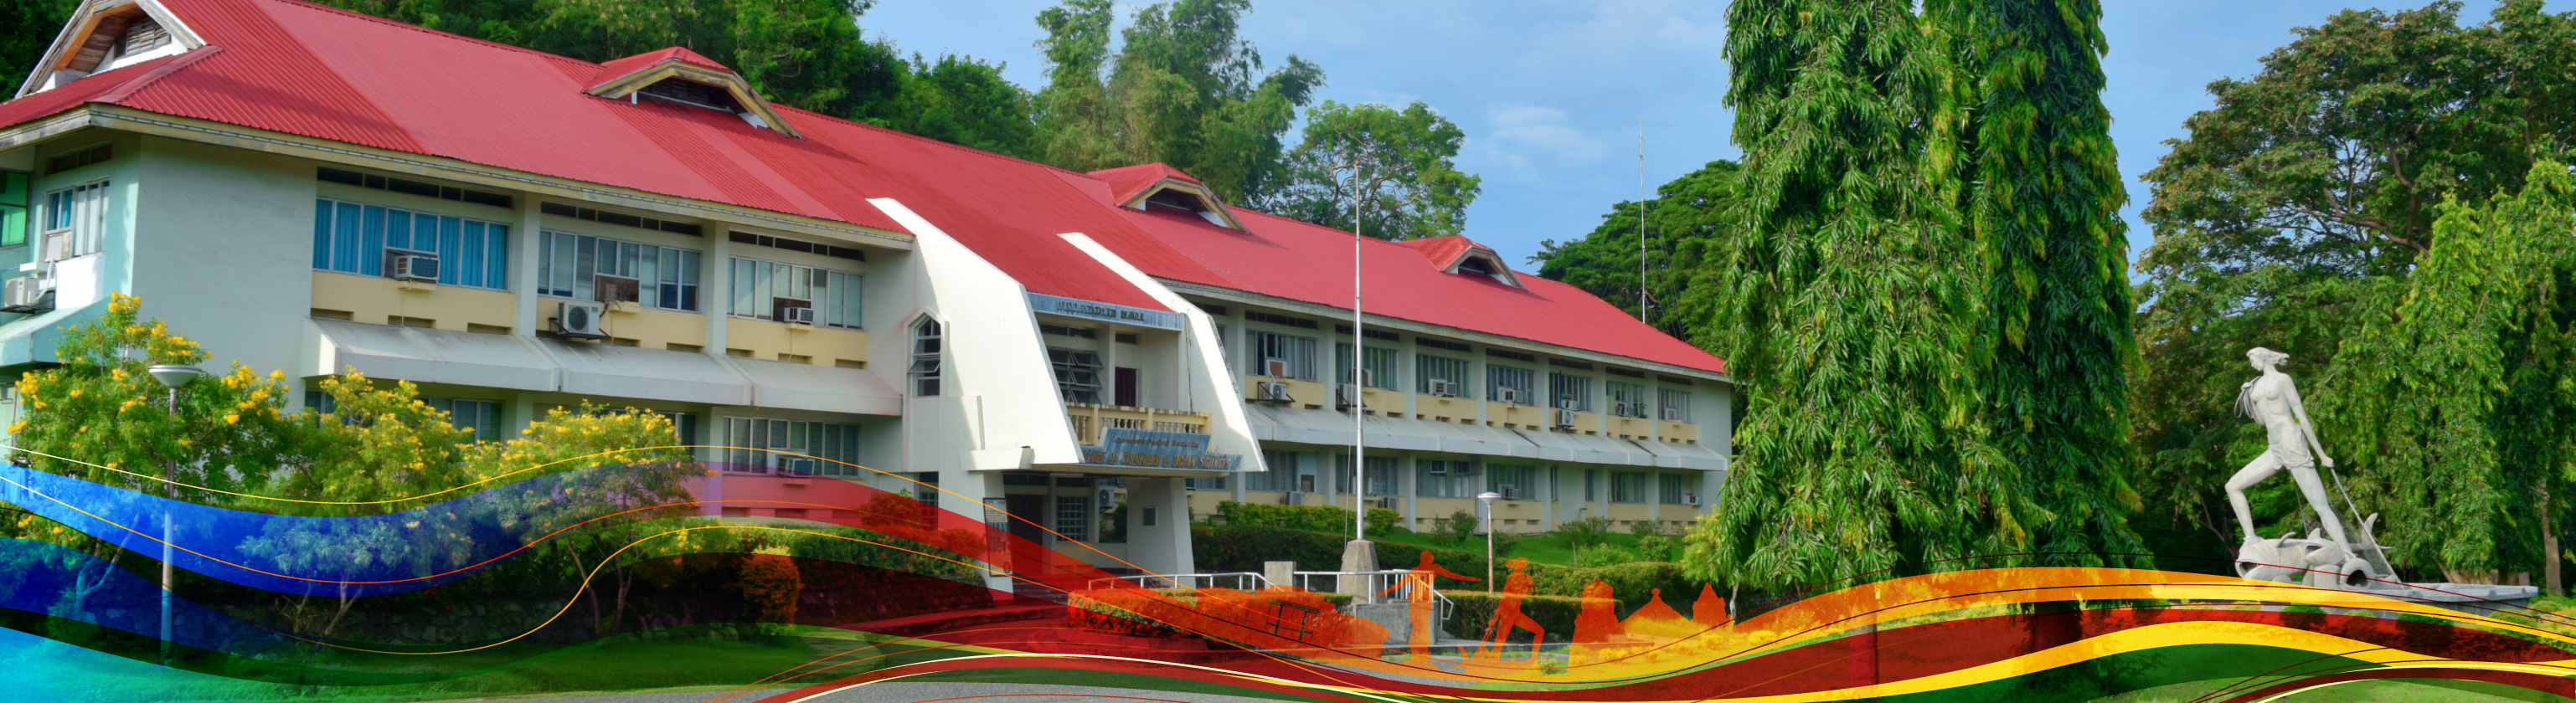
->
[860,0,2561,269]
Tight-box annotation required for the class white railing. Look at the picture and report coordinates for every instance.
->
[1090,572,1270,591]
[1290,569,1456,618]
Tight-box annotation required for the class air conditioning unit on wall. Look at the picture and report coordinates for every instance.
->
[1496,387,1522,404]
[1257,382,1291,403]
[1427,378,1457,398]
[1551,408,1577,428]
[387,250,439,282]
[1264,358,1290,377]
[554,301,608,339]
[1376,496,1399,510]
[2,276,54,313]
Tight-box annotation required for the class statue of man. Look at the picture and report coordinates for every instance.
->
[2224,346,2347,546]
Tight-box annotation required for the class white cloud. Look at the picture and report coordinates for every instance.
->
[1485,105,1605,162]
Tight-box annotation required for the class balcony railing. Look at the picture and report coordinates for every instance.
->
[1065,403,1240,470]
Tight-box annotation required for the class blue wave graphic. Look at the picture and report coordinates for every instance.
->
[0,465,661,596]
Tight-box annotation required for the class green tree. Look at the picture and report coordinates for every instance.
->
[1254,100,1479,240]
[1681,0,2022,593]
[864,54,1036,158]
[0,0,76,91]
[1531,160,1744,341]
[1031,0,1323,203]
[2318,162,2575,584]
[1929,0,2143,568]
[2131,1,2576,568]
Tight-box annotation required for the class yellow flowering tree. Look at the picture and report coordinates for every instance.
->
[7,293,299,504]
[462,403,699,635]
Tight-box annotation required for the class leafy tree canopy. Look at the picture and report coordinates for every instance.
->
[1531,159,1743,342]
[2131,0,2576,567]
[1033,0,1323,203]
[1253,100,1479,240]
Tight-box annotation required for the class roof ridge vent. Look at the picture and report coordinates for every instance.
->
[585,47,799,138]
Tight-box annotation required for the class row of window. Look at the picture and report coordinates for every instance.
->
[1227,454,1698,505]
[312,198,865,327]
[1231,326,1694,420]
[298,393,871,477]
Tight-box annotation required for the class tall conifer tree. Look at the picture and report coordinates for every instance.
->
[1683,0,2023,592]
[1929,0,2145,567]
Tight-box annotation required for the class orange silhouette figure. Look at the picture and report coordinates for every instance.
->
[1474,557,1545,663]
[1381,550,1479,661]
[1625,588,1684,624]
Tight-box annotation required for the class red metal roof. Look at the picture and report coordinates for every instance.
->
[1400,235,1477,269]
[0,0,1725,373]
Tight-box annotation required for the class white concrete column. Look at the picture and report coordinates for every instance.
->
[704,231,732,354]
[1128,476,1194,577]
[1401,456,1418,528]
[513,198,544,334]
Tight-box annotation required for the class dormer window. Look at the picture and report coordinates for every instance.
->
[585,48,800,138]
[1091,163,1247,230]
[19,0,201,96]
[1401,235,1525,289]
[638,78,740,113]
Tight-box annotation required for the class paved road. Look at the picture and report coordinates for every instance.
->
[445,682,1288,703]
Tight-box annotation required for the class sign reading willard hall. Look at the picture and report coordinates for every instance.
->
[1027,292,1185,330]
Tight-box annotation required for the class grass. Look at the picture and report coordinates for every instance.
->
[1364,527,1656,567]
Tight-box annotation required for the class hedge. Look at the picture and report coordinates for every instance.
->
[1440,592,1587,643]
[1214,501,1399,535]
[1191,525,1711,607]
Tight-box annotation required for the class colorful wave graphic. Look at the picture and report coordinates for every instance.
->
[2,455,2573,702]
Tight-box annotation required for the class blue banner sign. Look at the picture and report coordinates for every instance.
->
[1028,292,1184,330]
[1083,428,1239,470]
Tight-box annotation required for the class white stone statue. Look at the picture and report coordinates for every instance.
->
[2223,347,2347,547]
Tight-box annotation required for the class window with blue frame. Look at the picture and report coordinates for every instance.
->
[311,198,510,289]
[0,172,26,248]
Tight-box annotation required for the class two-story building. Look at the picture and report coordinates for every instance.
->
[0,0,1730,584]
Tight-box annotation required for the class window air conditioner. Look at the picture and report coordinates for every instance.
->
[1683,493,1702,505]
[779,457,817,476]
[1501,486,1520,500]
[1337,382,1362,409]
[594,274,641,304]
[1263,358,1290,377]
[1257,381,1291,403]
[1614,401,1636,417]
[1428,462,1447,475]
[2,275,53,313]
[773,297,813,324]
[39,229,71,263]
[1427,378,1457,398]
[387,250,439,282]
[554,300,609,340]
[1376,496,1399,510]
[1496,387,1522,405]
[1551,408,1577,428]
[1662,406,1686,422]
[1280,491,1304,506]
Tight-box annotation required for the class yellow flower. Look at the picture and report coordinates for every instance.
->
[66,389,80,398]
[223,413,240,424]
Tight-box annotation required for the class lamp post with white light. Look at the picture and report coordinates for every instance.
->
[146,363,204,664]
[1476,491,1501,593]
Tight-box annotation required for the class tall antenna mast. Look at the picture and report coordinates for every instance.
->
[1637,116,1648,326]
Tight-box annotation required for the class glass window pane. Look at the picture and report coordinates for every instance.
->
[436,217,461,284]
[358,206,385,275]
[575,235,596,300]
[312,200,332,269]
[332,202,361,272]
[459,221,486,286]
[488,226,509,290]
[385,209,410,250]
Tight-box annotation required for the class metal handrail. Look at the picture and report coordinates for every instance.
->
[1090,572,1270,591]
[1289,569,1456,619]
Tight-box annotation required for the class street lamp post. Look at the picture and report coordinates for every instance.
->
[145,363,204,665]
[1476,491,1501,593]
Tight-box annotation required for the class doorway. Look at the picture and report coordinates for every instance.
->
[1114,367,1139,408]
[1005,494,1046,545]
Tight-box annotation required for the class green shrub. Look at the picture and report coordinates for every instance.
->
[1557,516,1615,552]
[1438,510,1477,544]
[1213,501,1398,535]
[1635,534,1681,562]
[1442,592,1586,642]
[1575,544,1640,568]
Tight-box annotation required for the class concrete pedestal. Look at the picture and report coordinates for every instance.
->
[1337,539,1378,603]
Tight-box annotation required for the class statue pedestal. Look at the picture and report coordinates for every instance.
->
[2364,582,2540,615]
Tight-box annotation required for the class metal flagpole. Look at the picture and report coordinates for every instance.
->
[1351,158,1367,543]
[1637,117,1648,326]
